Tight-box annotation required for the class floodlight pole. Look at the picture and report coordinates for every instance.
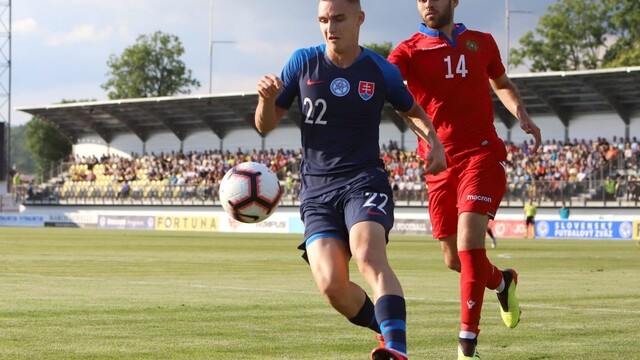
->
[208,0,214,93]
[505,0,510,72]
[504,0,532,73]
[208,0,235,94]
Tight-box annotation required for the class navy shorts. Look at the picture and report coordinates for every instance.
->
[297,169,395,262]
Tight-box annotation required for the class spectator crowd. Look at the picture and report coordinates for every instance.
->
[17,136,640,205]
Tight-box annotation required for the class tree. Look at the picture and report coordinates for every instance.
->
[602,0,640,67]
[363,41,393,59]
[509,0,639,71]
[9,125,37,175]
[101,31,201,99]
[25,117,72,177]
[509,0,609,72]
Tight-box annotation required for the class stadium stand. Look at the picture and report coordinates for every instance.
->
[16,67,640,145]
[12,67,640,208]
[12,135,640,208]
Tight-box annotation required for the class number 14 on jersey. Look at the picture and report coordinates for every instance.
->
[444,55,468,79]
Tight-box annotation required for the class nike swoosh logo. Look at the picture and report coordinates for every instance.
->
[306,79,323,85]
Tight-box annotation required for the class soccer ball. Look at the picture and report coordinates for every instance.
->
[218,161,283,223]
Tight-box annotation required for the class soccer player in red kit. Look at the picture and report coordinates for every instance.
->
[388,0,541,359]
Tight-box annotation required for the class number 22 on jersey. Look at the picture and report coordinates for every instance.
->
[303,97,327,125]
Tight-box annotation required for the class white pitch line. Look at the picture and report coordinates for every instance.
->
[4,272,640,315]
[405,295,640,315]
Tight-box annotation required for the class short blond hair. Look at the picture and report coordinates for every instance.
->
[320,0,361,9]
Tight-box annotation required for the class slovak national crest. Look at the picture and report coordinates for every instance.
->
[358,81,375,101]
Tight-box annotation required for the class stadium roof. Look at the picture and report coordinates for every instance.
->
[16,67,640,143]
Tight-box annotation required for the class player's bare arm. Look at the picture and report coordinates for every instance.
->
[398,102,447,175]
[255,73,286,133]
[490,73,542,152]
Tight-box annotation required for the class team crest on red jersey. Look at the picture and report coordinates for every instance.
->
[358,81,375,101]
[465,40,479,52]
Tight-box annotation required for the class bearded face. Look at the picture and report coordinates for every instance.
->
[417,0,455,30]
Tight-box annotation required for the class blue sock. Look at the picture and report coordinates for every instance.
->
[375,294,407,355]
[348,294,380,333]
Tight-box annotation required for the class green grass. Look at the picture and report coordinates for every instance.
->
[0,228,638,359]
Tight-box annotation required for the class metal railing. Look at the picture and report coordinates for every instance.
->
[16,177,640,208]
[15,147,640,208]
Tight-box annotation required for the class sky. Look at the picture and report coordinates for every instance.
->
[10,0,558,127]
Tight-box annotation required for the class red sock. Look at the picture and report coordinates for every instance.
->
[485,261,503,291]
[458,249,490,335]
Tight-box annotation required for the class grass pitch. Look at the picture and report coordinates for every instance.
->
[0,228,638,359]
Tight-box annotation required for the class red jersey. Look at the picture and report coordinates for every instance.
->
[388,23,505,157]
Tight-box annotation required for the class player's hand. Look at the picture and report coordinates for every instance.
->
[256,74,283,101]
[518,111,541,153]
[424,140,447,176]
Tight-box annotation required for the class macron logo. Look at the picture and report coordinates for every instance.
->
[467,194,493,203]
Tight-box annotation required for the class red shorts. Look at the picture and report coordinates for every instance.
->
[426,138,507,239]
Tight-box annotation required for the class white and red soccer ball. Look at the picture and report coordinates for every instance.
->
[218,161,282,223]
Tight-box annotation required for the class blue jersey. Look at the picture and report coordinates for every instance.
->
[275,45,414,199]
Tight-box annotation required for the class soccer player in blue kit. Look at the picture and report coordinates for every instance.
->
[254,1,447,359]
